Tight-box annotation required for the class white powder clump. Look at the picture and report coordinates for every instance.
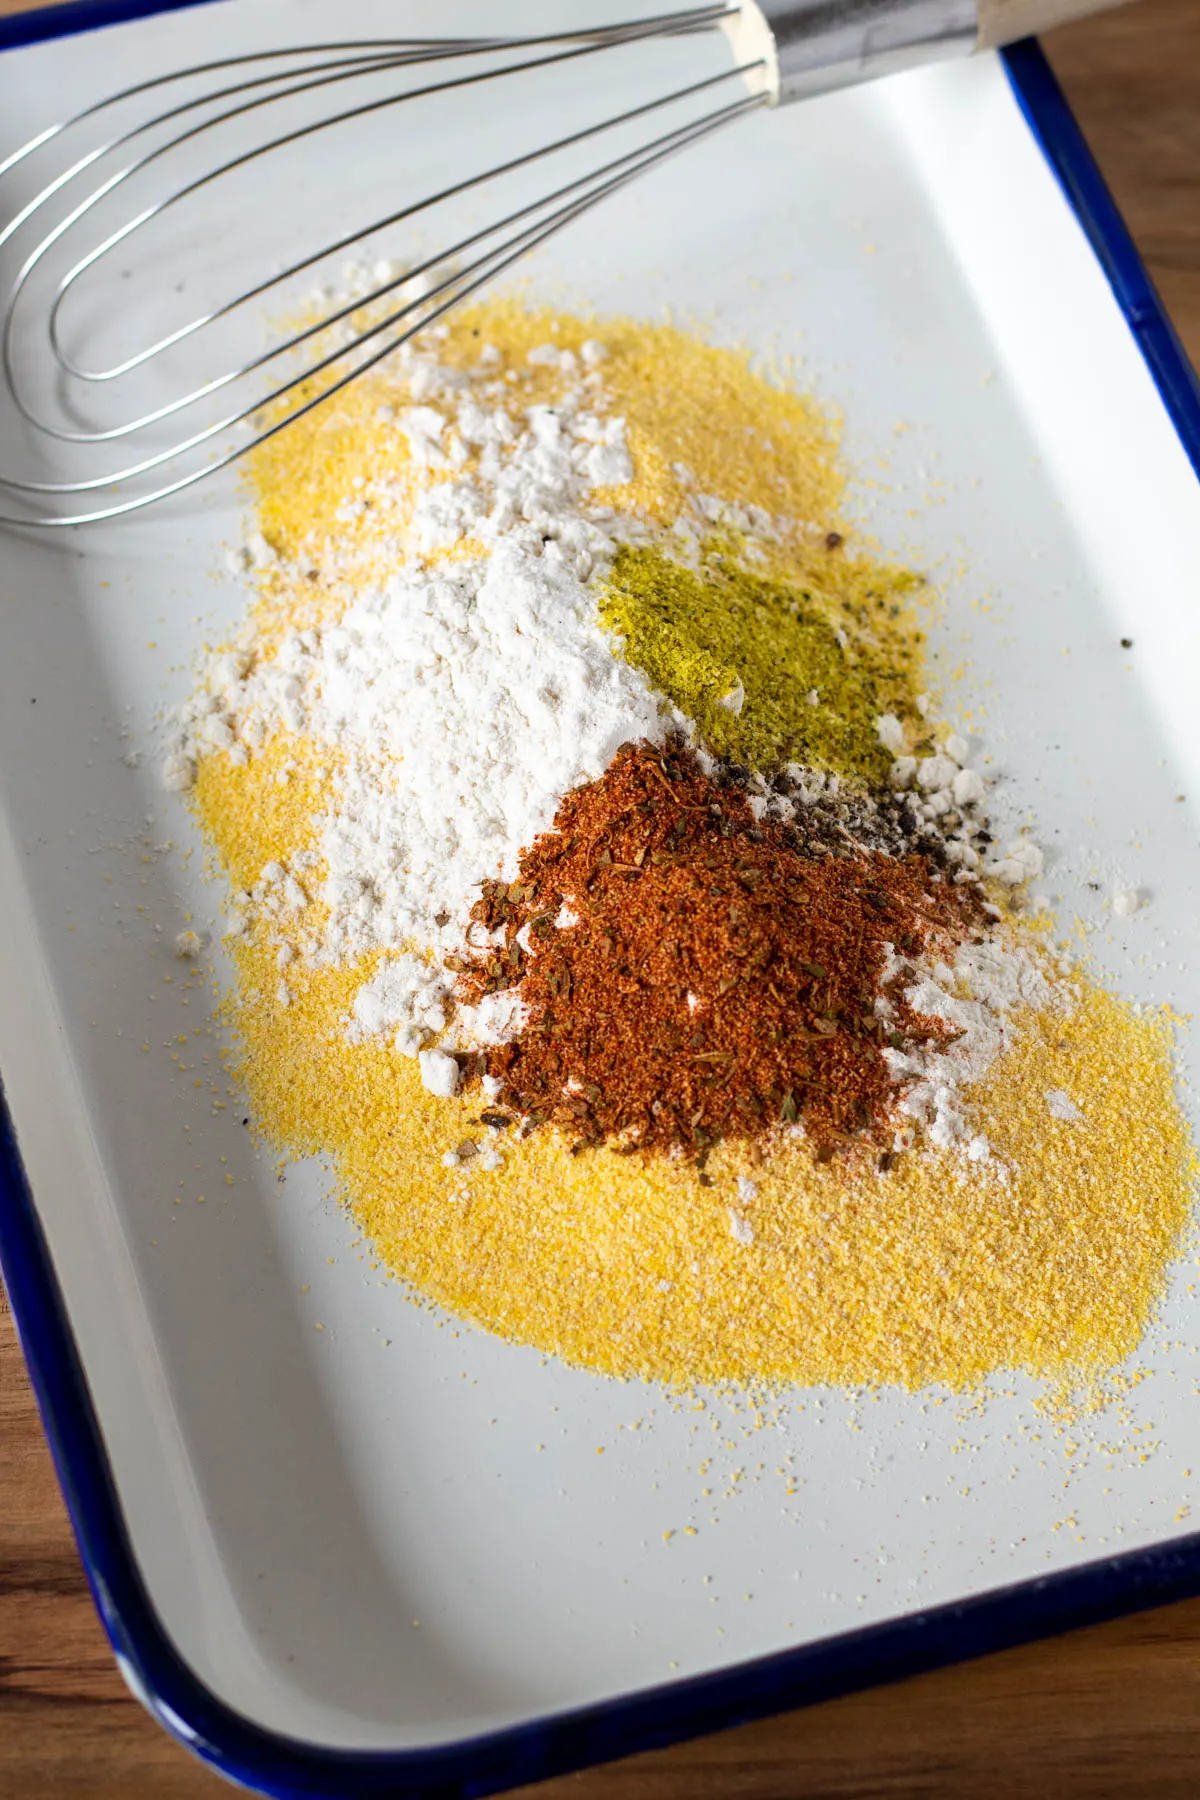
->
[728,1211,755,1246]
[169,361,666,1054]
[419,1049,460,1098]
[952,767,985,808]
[290,539,662,964]
[225,531,277,576]
[918,754,958,792]
[883,935,1064,1160]
[446,988,528,1053]
[348,954,451,1054]
[1046,1088,1084,1123]
[984,839,1044,887]
[1112,886,1141,918]
[875,714,907,756]
[161,751,195,792]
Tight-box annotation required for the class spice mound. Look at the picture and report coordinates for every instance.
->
[172,295,1197,1395]
[598,543,923,781]
[463,739,980,1163]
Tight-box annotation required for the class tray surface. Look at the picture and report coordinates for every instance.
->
[2,0,1200,1772]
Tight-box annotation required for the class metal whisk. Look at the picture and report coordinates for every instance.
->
[0,0,1115,527]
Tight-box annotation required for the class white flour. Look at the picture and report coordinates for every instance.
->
[269,539,662,964]
[347,953,451,1054]
[882,935,1066,1160]
[168,337,666,1049]
[1046,1087,1085,1123]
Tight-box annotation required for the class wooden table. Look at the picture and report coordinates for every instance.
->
[2,0,1199,1793]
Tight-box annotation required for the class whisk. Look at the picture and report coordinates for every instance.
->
[0,0,1123,527]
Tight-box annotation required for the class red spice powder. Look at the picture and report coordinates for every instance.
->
[457,741,982,1161]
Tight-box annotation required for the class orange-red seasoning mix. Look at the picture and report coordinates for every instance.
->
[462,739,983,1163]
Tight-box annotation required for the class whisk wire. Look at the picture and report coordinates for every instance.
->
[0,47,467,253]
[40,42,634,379]
[0,41,502,184]
[2,47,484,423]
[0,8,733,186]
[45,29,731,384]
[1,71,764,494]
[35,54,762,445]
[0,7,758,527]
[0,88,760,526]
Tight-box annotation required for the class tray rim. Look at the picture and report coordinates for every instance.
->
[2,15,1200,1797]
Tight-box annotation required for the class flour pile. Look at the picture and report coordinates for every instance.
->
[166,336,673,970]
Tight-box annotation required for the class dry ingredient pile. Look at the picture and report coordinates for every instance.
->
[167,294,1196,1393]
[460,738,984,1162]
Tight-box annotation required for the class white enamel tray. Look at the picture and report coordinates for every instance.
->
[2,4,1200,1794]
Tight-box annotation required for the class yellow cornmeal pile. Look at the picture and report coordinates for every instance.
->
[190,298,1197,1394]
[250,300,843,561]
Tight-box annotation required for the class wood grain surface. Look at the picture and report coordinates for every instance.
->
[2,0,1199,1794]
[976,0,1131,51]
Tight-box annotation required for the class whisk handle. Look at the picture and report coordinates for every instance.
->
[976,0,1131,45]
[729,0,1135,103]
